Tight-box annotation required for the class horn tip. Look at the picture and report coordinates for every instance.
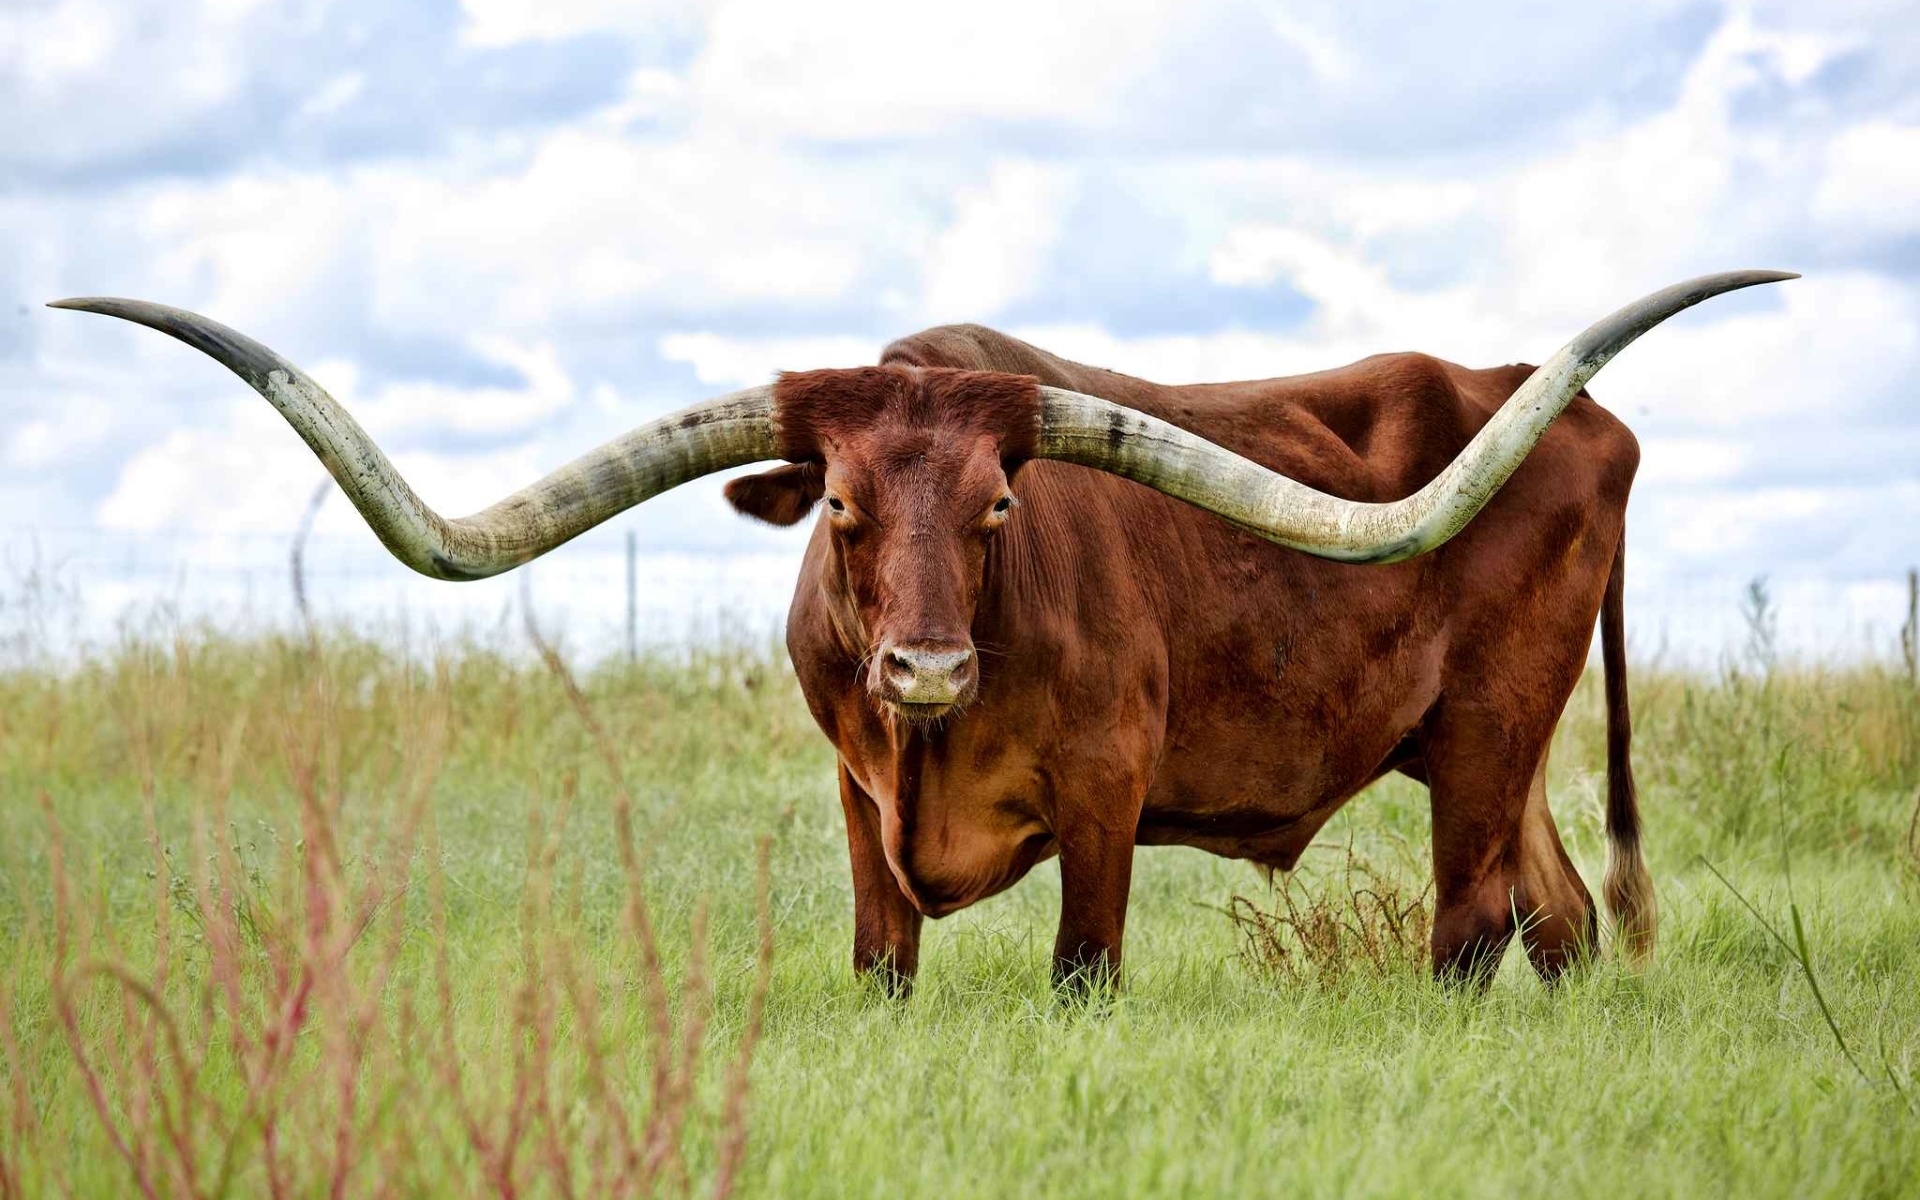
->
[1708,269,1799,290]
[47,296,148,316]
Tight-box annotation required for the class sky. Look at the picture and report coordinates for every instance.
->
[2,0,1917,657]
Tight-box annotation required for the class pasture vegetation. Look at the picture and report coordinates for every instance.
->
[1,604,1917,1198]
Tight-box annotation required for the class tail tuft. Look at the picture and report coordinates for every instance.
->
[1603,834,1657,962]
[1601,537,1657,962]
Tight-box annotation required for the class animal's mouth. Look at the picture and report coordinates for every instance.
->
[886,700,957,723]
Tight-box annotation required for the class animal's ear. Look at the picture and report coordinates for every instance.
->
[724,462,825,526]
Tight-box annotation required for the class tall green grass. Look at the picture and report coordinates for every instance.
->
[1,615,1916,1197]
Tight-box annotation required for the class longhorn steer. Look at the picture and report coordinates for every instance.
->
[54,270,1793,990]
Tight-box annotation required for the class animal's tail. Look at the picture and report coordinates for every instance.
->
[1600,536,1656,961]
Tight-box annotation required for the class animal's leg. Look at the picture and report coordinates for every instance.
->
[1051,809,1139,993]
[1422,704,1547,988]
[1426,713,1598,986]
[839,762,922,995]
[1512,750,1598,981]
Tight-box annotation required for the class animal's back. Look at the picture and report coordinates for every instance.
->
[882,323,1639,511]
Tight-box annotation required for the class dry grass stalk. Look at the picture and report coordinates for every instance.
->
[0,911,45,1200]
[1227,841,1434,985]
[27,638,775,1198]
[1905,786,1920,888]
[44,664,437,1200]
[521,594,776,1199]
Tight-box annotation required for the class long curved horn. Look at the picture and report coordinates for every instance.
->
[48,298,778,580]
[1035,269,1797,564]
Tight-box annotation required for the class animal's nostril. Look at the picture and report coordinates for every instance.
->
[889,646,972,676]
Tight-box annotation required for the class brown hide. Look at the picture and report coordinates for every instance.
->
[729,324,1639,990]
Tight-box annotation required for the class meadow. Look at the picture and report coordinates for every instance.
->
[1,606,1916,1198]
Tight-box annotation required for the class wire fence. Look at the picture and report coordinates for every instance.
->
[0,524,799,664]
[2,523,1916,671]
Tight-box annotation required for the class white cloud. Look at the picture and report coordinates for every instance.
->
[457,0,702,47]
[1648,480,1920,575]
[371,130,884,333]
[1813,122,1920,239]
[1206,224,1478,349]
[348,337,578,437]
[5,396,114,469]
[922,161,1076,323]
[94,394,561,535]
[1594,272,1919,433]
[2,0,121,92]
[1265,12,1355,83]
[0,0,253,176]
[97,399,332,533]
[139,171,365,333]
[659,332,881,388]
[1637,438,1745,486]
[686,0,1185,140]
[105,126,894,347]
[295,71,364,122]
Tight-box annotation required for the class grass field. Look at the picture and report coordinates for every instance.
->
[2,616,1917,1198]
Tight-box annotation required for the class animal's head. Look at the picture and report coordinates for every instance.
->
[724,367,1042,719]
[49,272,1793,719]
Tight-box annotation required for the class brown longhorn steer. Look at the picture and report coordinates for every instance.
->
[731,340,1645,991]
[53,270,1792,990]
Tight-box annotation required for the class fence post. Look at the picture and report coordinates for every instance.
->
[289,479,331,648]
[626,529,638,665]
[1903,567,1917,685]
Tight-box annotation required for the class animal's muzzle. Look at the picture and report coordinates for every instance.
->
[877,642,976,708]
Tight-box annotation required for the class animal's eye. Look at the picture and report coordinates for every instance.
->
[992,496,1013,514]
[827,496,845,514]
